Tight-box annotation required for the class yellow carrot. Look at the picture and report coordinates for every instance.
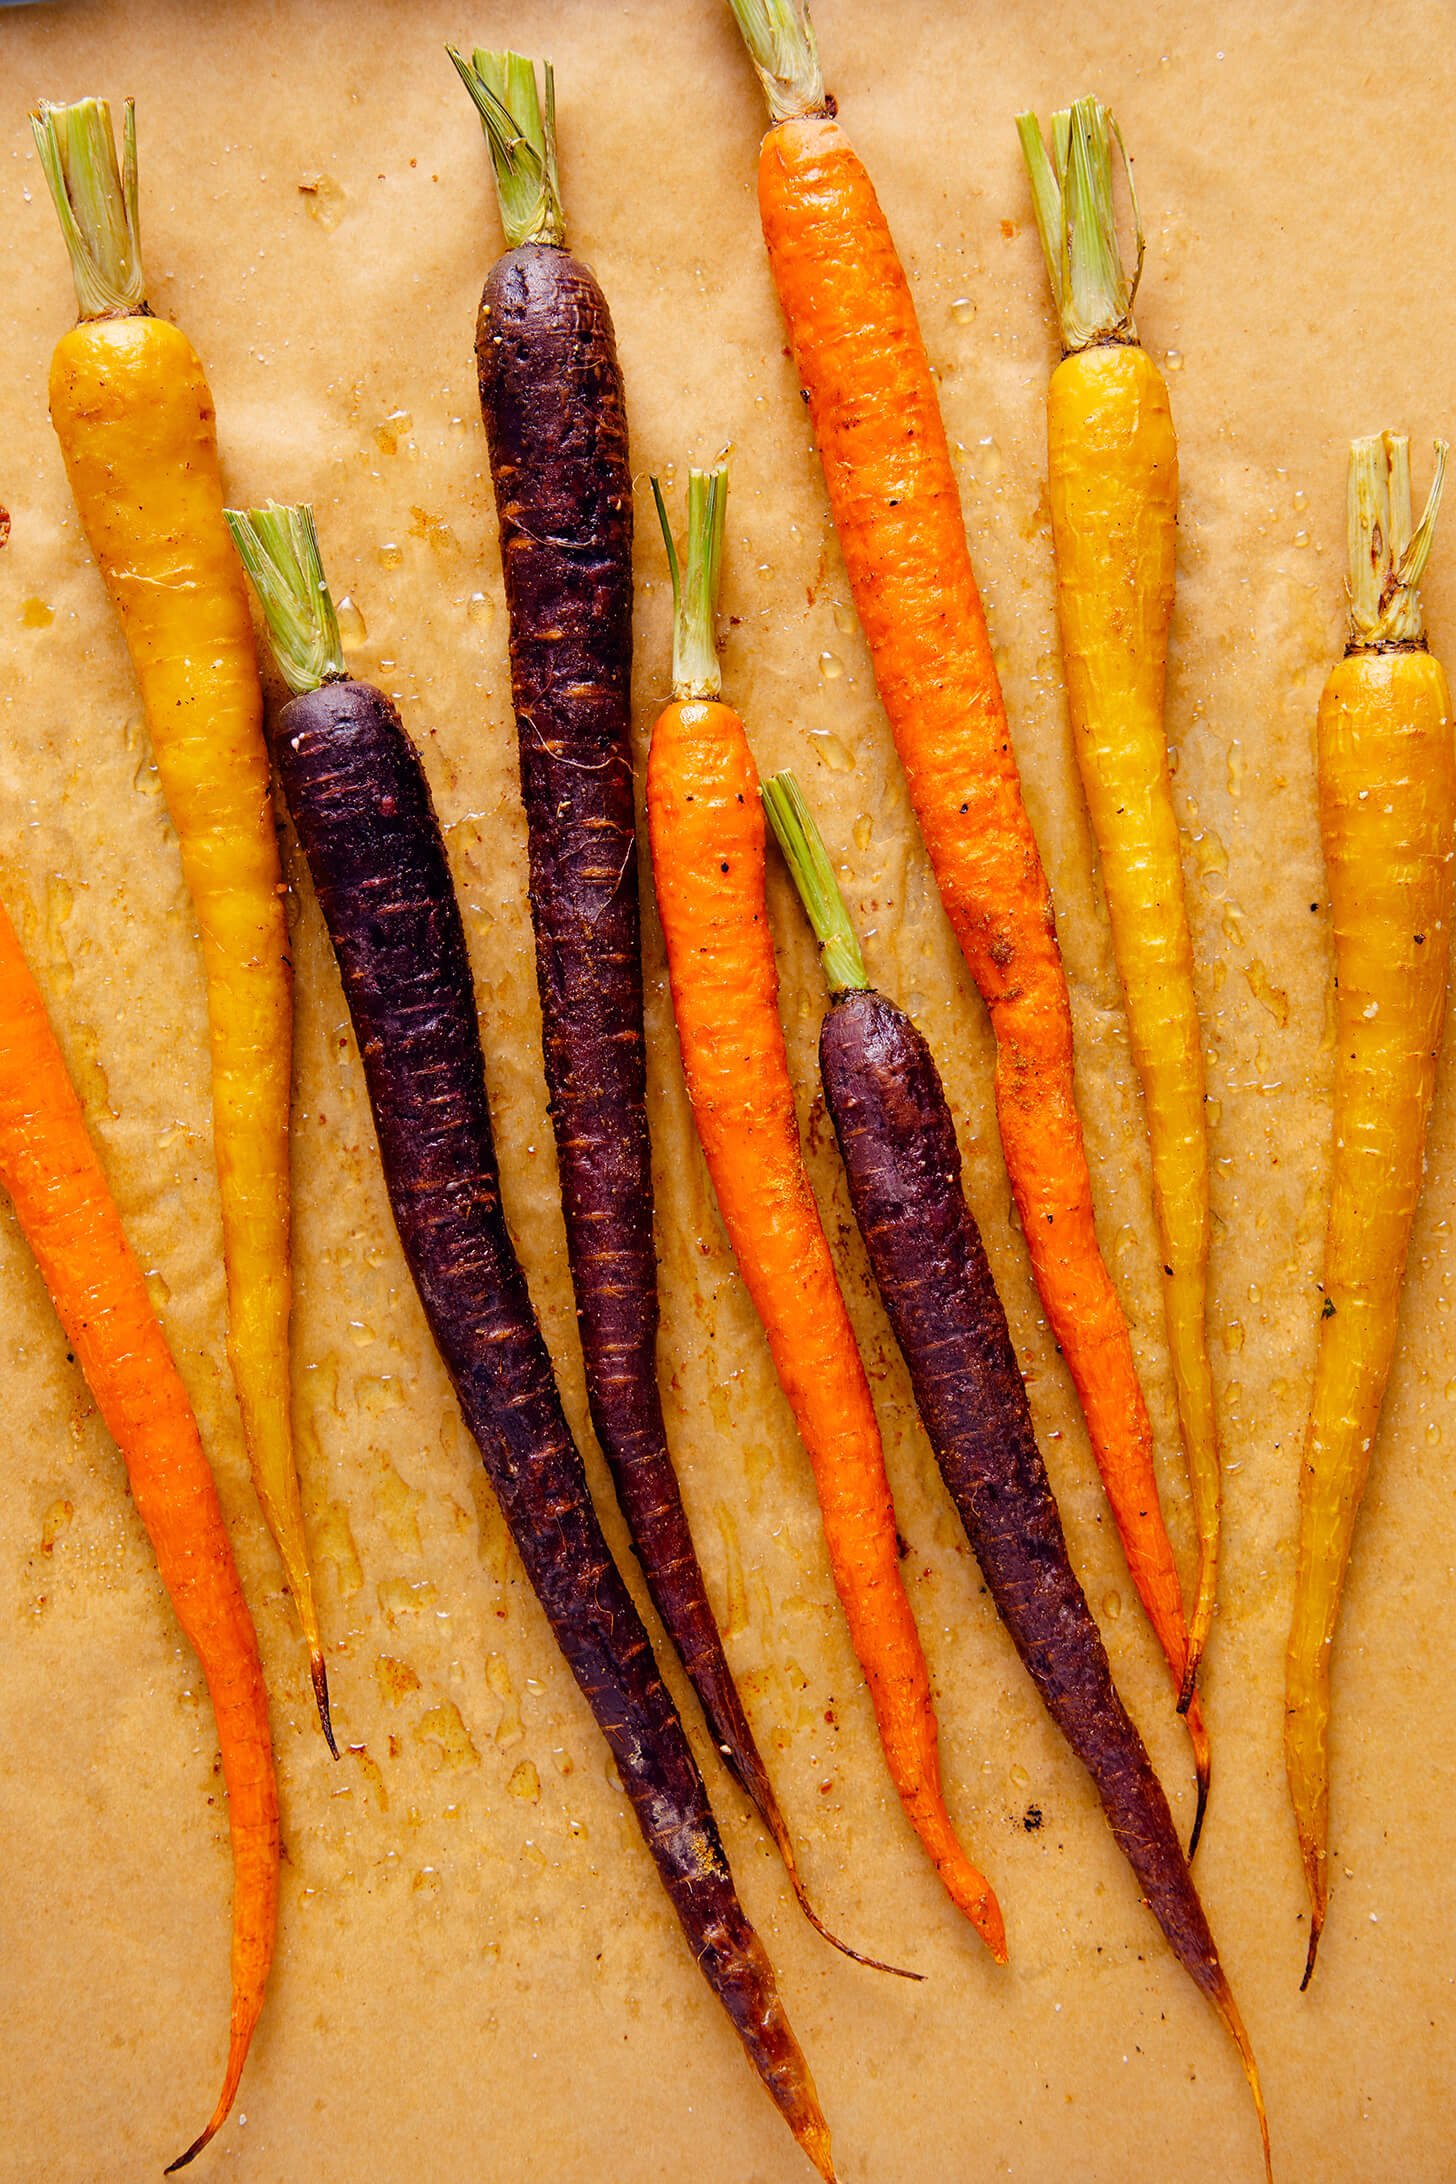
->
[32,96,332,1747]
[1019,98,1221,1710]
[1289,431,1452,1986]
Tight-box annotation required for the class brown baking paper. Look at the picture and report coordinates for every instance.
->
[1,2,1453,2178]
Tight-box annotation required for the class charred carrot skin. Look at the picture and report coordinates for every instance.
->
[732,47,1205,1799]
[263,666,833,2179]
[1289,434,1453,1987]
[648,689,1004,1960]
[0,898,278,2174]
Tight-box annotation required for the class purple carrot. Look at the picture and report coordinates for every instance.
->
[762,771,1270,2179]
[225,503,838,2183]
[448,44,865,1962]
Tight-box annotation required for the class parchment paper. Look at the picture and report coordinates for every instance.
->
[2,3,1453,2178]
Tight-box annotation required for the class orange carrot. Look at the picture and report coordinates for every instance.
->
[727,0,1209,1838]
[647,466,1004,1959]
[0,895,278,2172]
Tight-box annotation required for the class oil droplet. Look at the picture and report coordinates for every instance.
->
[21,597,54,629]
[992,645,1010,679]
[1221,903,1245,947]
[979,437,1005,481]
[1426,1421,1442,1445]
[376,1575,437,1623]
[1248,1283,1262,1305]
[1445,1379,1456,1402]
[1293,529,1310,549]
[1102,1590,1123,1622]
[375,1655,421,1704]
[809,730,854,773]
[336,594,368,651]
[488,1652,524,1747]
[523,1842,549,1872]
[951,297,975,326]
[409,505,457,551]
[1245,959,1291,1029]
[1293,488,1309,513]
[1206,1098,1223,1128]
[715,1504,748,1642]
[507,1759,540,1802]
[818,649,844,681]
[315,1501,364,1597]
[373,409,412,455]
[416,1701,480,1769]
[853,812,874,854]
[355,1373,403,1419]
[1164,348,1184,371]
[40,1498,73,1554]
[374,1458,423,1555]
[466,589,494,628]
[1226,741,1246,798]
[832,601,857,636]
[297,173,346,229]
[1009,1762,1030,1789]
[1223,1319,1245,1354]
[376,541,404,569]
[1191,827,1229,881]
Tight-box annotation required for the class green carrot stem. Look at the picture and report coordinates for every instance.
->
[725,0,829,126]
[761,771,868,996]
[652,465,728,702]
[224,503,346,697]
[31,96,147,320]
[448,45,565,249]
[1016,95,1143,353]
[1346,433,1448,649]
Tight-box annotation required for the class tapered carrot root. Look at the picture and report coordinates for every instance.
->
[32,93,331,1749]
[1020,97,1222,1707]
[648,469,1004,1960]
[1288,433,1453,1987]
[0,900,278,2173]
[725,6,1207,1819]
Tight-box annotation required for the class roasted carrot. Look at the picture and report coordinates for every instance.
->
[448,49,868,1964]
[648,464,1004,1960]
[227,502,837,2180]
[0,894,278,2173]
[31,96,331,1749]
[725,0,1209,1835]
[1019,97,1221,1707]
[1288,433,1453,1989]
[764,771,1270,2178]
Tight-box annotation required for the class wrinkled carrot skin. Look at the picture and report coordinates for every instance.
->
[1046,339,1220,1694]
[648,697,1005,1959]
[756,117,1205,1773]
[0,897,278,2171]
[1288,645,1455,1975]
[46,315,324,1721]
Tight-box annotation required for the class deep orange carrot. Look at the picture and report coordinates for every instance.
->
[727,0,1208,1835]
[647,467,1004,1959]
[0,896,278,2172]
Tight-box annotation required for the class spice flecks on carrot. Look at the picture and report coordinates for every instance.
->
[1288,431,1452,1989]
[0,897,279,2174]
[230,501,839,2179]
[648,465,1005,1959]
[32,95,332,1752]
[725,2,1209,1835]
[1019,96,1221,1713]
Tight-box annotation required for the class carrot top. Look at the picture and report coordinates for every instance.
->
[651,462,729,700]
[725,0,830,125]
[1016,96,1143,353]
[31,96,146,320]
[1346,433,1448,649]
[448,45,565,249]
[225,502,345,696]
[761,772,867,996]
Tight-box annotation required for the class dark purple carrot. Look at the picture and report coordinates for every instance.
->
[225,502,838,2183]
[762,771,1270,2181]
[446,45,866,1967]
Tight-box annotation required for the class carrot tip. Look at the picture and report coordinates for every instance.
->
[163,2125,214,2176]
[1300,1918,1323,1992]
[311,1651,340,1760]
[774,1830,922,1980]
[1188,1762,1210,1861]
